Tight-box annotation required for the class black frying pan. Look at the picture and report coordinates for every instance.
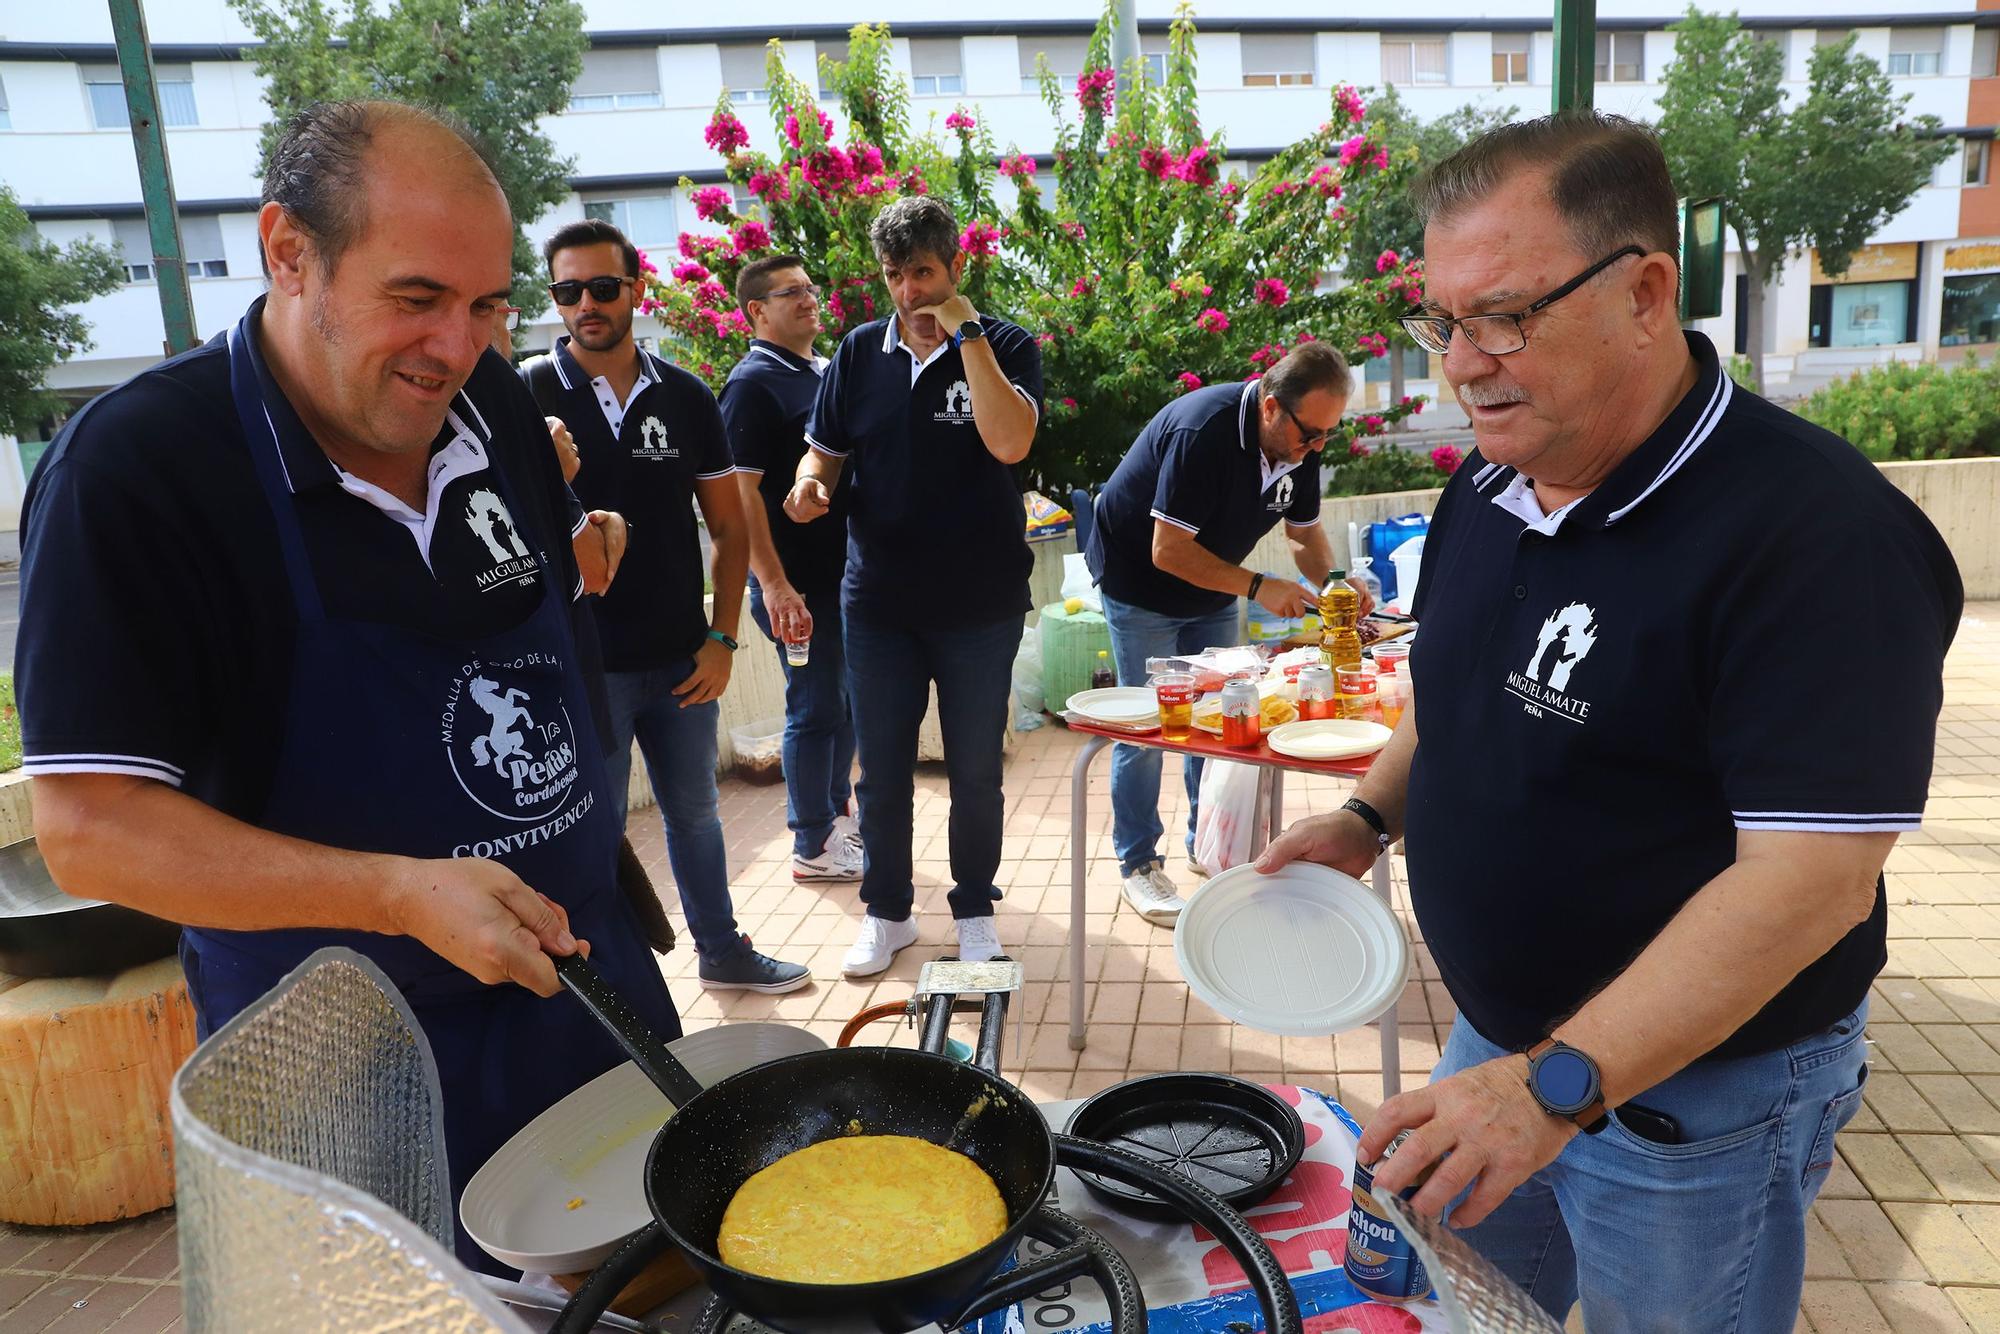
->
[550,954,1301,1334]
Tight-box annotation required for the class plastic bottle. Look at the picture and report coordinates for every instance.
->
[1320,571,1363,670]
[1349,556,1383,610]
[1091,650,1115,690]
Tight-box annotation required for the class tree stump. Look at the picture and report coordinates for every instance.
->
[0,956,197,1225]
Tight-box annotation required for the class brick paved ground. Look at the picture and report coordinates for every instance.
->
[4,604,1995,1330]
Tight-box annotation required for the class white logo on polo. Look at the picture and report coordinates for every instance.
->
[464,488,538,594]
[1502,601,1599,724]
[1270,475,1294,512]
[442,658,582,824]
[635,415,677,459]
[934,379,973,423]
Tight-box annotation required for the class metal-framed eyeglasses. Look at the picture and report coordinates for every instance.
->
[1398,245,1646,356]
[759,282,821,304]
[1279,400,1341,447]
[548,275,637,306]
[498,305,523,331]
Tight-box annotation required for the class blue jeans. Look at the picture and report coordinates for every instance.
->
[844,610,1018,922]
[604,663,738,962]
[1099,590,1240,875]
[750,583,856,859]
[1432,1005,1870,1333]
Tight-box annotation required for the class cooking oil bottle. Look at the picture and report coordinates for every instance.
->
[1320,571,1363,670]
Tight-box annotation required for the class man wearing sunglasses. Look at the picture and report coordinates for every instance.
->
[523,219,809,996]
[1259,113,1960,1332]
[1083,342,1351,925]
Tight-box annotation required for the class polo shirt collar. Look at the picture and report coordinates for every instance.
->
[747,338,826,375]
[236,297,492,497]
[1238,380,1302,491]
[883,316,955,382]
[1478,330,1733,533]
[552,335,671,391]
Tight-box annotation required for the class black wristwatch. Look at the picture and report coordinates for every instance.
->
[1246,572,1265,600]
[1340,797,1391,852]
[1526,1039,1610,1134]
[955,318,986,345]
[706,630,739,652]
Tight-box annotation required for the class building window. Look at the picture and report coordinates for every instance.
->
[731,184,758,217]
[717,44,768,104]
[110,213,226,281]
[1491,33,1530,84]
[0,75,11,131]
[1594,33,1645,83]
[1969,140,1993,188]
[1887,28,1944,77]
[1940,271,2000,346]
[1976,29,1999,79]
[581,196,676,253]
[1751,29,1788,71]
[1242,33,1315,87]
[1142,35,1170,86]
[85,63,197,129]
[1018,35,1087,94]
[910,38,963,96]
[1809,279,1914,349]
[570,49,663,111]
[1382,35,1448,86]
[817,39,848,98]
[1815,29,1850,50]
[1362,342,1430,383]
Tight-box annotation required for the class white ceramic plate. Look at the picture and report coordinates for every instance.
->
[461,1022,826,1274]
[1263,718,1393,761]
[1175,862,1409,1037]
[1064,686,1161,728]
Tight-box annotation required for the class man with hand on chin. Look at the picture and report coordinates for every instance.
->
[1258,113,1958,1332]
[784,196,1042,977]
[523,218,808,995]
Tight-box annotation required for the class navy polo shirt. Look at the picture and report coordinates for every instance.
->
[17,299,587,820]
[719,339,846,596]
[523,338,735,671]
[1404,332,1962,1060]
[1086,380,1321,617]
[805,315,1042,627]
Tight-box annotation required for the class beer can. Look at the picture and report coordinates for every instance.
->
[1345,1131,1434,1303]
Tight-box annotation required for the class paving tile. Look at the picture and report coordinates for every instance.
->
[1921,1024,2000,1074]
[1841,1134,1943,1202]
[1816,1200,1931,1281]
[1868,1025,1951,1074]
[1880,1202,2000,1283]
[1863,1280,1976,1333]
[103,1284,180,1333]
[39,1281,154,1332]
[1944,1286,2000,1332]
[1805,1207,1854,1279]
[1867,1074,1951,1133]
[1801,1279,1893,1333]
[2,1278,100,1333]
[1901,1134,2000,1202]
[1909,1076,2000,1135]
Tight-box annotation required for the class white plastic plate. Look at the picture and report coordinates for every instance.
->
[1175,862,1409,1037]
[461,1022,825,1274]
[1264,718,1392,761]
[1064,686,1161,728]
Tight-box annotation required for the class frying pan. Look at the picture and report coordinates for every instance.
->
[550,954,1301,1334]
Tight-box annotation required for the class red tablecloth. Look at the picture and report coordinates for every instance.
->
[1062,715,1379,779]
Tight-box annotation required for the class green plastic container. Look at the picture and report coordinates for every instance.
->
[1039,602,1113,710]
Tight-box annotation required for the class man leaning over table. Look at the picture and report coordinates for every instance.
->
[1084,342,1352,926]
[1259,112,1961,1333]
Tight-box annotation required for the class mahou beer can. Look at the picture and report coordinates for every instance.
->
[1345,1131,1434,1303]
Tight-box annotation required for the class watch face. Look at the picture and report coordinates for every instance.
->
[1534,1049,1596,1113]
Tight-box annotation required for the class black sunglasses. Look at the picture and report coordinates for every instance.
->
[1399,245,1647,356]
[548,275,637,306]
[1279,400,1340,447]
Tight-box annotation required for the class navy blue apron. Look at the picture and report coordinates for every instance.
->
[180,315,682,1273]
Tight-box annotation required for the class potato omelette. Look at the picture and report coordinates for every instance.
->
[717,1134,1008,1283]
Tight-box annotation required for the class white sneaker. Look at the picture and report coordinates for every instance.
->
[831,810,861,851]
[954,915,1003,964]
[1122,861,1187,926]
[842,913,919,977]
[793,832,863,882]
[1185,854,1211,880]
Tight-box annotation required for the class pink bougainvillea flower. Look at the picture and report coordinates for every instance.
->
[1254,277,1290,307]
[782,105,835,149]
[1196,307,1230,333]
[693,281,730,310]
[1362,414,1385,432]
[732,221,772,254]
[1177,371,1203,391]
[1075,67,1115,118]
[998,152,1038,180]
[1349,440,1371,457]
[1334,85,1367,125]
[1307,164,1342,198]
[945,108,977,133]
[692,186,732,220]
[1376,249,1401,274]
[672,260,710,284]
[1357,333,1389,359]
[1138,145,1173,179]
[635,248,657,275]
[960,221,1004,258]
[1250,342,1287,370]
[1070,276,1093,297]
[1172,142,1216,185]
[1061,396,1078,409]
[704,109,750,155]
[1430,444,1463,474]
[746,168,792,201]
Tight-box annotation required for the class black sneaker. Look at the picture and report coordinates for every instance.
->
[698,936,812,994]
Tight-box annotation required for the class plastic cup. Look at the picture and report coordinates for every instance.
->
[786,638,811,667]
[1373,645,1410,675]
[1153,672,1197,741]
[1336,665,1381,722]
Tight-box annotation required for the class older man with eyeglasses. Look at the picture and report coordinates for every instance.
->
[1259,112,1961,1332]
[1083,341,1354,924]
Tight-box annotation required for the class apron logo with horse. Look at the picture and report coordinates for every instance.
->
[443,658,585,824]
[464,488,540,594]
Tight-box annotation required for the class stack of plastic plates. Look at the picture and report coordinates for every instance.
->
[1174,862,1408,1036]
[1263,718,1392,761]
[1064,686,1161,732]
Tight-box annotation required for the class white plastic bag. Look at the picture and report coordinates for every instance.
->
[1010,625,1046,731]
[1059,552,1102,613]
[1192,760,1262,875]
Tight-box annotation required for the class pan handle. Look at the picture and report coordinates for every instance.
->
[1055,1133,1303,1334]
[549,1220,674,1334]
[553,952,706,1107]
[949,1203,1147,1332]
